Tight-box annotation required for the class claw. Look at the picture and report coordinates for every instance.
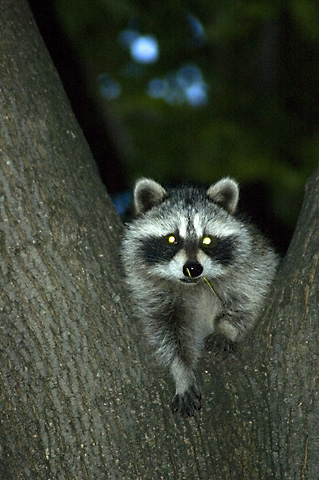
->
[171,386,202,417]
[205,333,235,359]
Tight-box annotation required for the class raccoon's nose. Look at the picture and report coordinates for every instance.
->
[183,261,203,278]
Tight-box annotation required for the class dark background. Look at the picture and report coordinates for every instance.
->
[28,0,319,253]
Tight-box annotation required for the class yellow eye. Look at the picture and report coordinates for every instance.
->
[202,236,212,246]
[167,235,177,244]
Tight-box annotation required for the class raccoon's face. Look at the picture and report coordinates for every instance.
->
[135,212,241,284]
[124,178,249,285]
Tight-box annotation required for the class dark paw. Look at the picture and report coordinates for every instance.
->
[205,333,235,359]
[171,385,202,417]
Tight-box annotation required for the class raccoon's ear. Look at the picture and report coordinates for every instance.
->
[134,178,167,214]
[206,177,239,214]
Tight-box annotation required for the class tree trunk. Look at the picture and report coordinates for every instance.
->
[0,1,318,479]
[265,168,319,479]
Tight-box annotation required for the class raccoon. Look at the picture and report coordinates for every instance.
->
[121,177,279,416]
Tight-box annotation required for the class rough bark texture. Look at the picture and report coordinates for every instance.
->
[266,168,319,479]
[0,1,318,479]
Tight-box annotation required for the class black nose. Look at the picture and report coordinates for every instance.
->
[183,261,203,278]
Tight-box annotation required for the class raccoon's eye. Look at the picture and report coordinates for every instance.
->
[202,236,213,246]
[167,234,178,245]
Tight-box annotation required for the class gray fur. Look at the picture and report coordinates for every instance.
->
[121,177,279,416]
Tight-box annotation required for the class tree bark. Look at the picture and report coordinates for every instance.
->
[0,1,318,479]
[266,168,319,479]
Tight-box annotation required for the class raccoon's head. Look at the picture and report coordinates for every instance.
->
[124,177,249,285]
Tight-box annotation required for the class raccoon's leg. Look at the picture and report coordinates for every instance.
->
[206,309,252,358]
[148,301,202,415]
[170,358,202,416]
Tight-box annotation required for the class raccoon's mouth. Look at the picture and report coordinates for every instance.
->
[180,277,201,285]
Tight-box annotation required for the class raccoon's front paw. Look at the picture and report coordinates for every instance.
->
[171,385,202,417]
[205,333,235,359]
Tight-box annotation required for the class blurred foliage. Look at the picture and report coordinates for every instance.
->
[55,0,319,228]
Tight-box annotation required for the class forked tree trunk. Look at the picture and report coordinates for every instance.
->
[0,1,318,479]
